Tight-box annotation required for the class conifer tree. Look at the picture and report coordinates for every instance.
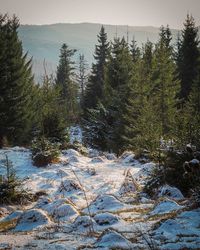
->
[151,27,180,137]
[105,37,133,153]
[123,41,153,150]
[0,15,36,146]
[177,14,199,102]
[175,56,200,149]
[38,73,66,141]
[84,26,109,109]
[56,43,78,122]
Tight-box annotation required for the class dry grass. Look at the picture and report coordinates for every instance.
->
[0,219,18,232]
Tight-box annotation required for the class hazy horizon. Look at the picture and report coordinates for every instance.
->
[0,0,200,29]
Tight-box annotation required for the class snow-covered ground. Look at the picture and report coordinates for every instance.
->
[0,146,200,249]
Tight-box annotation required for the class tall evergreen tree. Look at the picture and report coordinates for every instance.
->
[177,14,199,102]
[104,37,133,153]
[56,43,78,122]
[151,27,180,137]
[84,26,109,109]
[123,41,153,150]
[0,14,36,146]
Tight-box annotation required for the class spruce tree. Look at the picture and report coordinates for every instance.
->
[123,41,153,150]
[105,37,133,153]
[177,14,199,102]
[151,27,180,137]
[56,43,78,122]
[0,15,36,146]
[84,26,109,109]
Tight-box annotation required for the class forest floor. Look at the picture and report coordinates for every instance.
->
[0,142,200,249]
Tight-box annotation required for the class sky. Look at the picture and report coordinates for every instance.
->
[0,0,200,29]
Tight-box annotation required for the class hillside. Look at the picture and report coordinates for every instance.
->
[0,128,199,249]
[18,23,179,81]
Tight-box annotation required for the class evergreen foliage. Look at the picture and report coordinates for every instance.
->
[84,26,109,109]
[0,14,36,146]
[176,14,199,102]
[0,155,31,204]
[56,43,79,122]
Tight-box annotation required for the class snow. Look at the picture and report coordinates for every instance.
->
[153,209,200,249]
[119,151,136,164]
[0,146,199,249]
[69,126,82,144]
[150,199,183,215]
[157,185,184,200]
[83,194,133,215]
[14,209,51,231]
[36,198,79,222]
[94,212,121,225]
[95,229,133,249]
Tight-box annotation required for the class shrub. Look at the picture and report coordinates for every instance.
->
[144,145,200,196]
[0,155,32,204]
[31,137,60,167]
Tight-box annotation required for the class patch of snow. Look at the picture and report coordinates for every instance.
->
[14,209,51,231]
[62,149,80,157]
[88,148,100,158]
[69,126,82,144]
[95,229,133,249]
[38,198,79,222]
[83,195,132,215]
[157,185,184,200]
[133,162,156,184]
[73,215,96,231]
[150,199,183,216]
[58,179,83,193]
[94,212,120,226]
[90,156,105,163]
[104,153,117,161]
[153,209,200,249]
[119,151,136,164]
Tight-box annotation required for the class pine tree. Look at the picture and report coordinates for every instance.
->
[0,15,36,146]
[84,26,109,109]
[105,37,133,153]
[56,43,78,122]
[151,27,180,137]
[177,14,199,102]
[175,55,200,149]
[123,41,153,150]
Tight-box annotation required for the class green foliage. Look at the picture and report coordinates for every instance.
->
[176,14,199,102]
[83,103,111,151]
[84,26,110,109]
[37,74,67,142]
[56,43,79,122]
[0,14,37,146]
[31,137,60,167]
[0,155,31,204]
[145,147,200,196]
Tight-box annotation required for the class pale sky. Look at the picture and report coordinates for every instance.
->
[0,0,200,28]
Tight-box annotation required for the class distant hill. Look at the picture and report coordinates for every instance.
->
[18,23,180,82]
